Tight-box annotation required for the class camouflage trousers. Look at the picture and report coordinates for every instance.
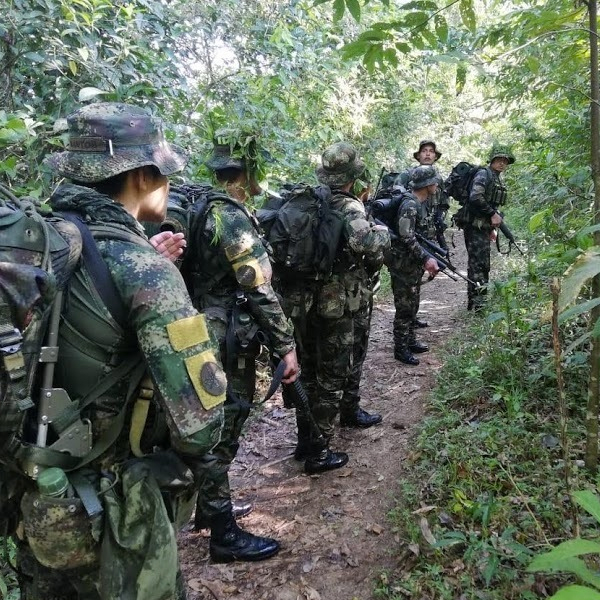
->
[463,225,491,309]
[340,298,373,417]
[292,308,354,441]
[192,312,259,521]
[389,264,423,352]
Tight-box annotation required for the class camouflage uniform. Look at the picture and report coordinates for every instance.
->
[175,186,295,527]
[463,148,513,310]
[278,143,389,463]
[388,192,430,358]
[15,103,225,600]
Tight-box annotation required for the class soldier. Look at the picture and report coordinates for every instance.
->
[176,129,299,562]
[395,140,449,328]
[15,102,226,600]
[278,142,389,471]
[339,169,384,428]
[463,146,515,311]
[389,165,440,365]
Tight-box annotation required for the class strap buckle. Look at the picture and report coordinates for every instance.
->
[0,327,23,355]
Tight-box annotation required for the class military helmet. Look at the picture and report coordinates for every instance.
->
[413,139,442,161]
[488,146,515,165]
[315,142,365,188]
[410,165,438,189]
[45,102,187,183]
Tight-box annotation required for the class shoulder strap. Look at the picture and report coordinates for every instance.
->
[59,212,129,326]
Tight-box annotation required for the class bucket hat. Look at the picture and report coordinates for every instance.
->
[315,142,365,187]
[45,102,187,183]
[410,165,439,189]
[413,140,442,161]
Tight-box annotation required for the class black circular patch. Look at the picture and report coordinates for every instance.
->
[235,264,256,287]
[200,362,227,396]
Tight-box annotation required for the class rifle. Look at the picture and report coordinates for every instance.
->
[371,167,386,202]
[496,213,525,256]
[415,232,480,287]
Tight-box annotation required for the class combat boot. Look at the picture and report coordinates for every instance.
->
[415,318,429,328]
[409,340,429,353]
[340,407,382,429]
[304,437,348,474]
[194,500,253,530]
[209,511,280,563]
[394,349,419,366]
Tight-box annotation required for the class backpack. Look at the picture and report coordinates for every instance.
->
[367,185,410,236]
[256,184,345,279]
[444,162,485,205]
[0,185,140,484]
[0,186,83,476]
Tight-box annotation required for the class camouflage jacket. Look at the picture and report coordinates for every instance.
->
[389,193,428,267]
[467,167,508,222]
[49,184,225,458]
[182,189,295,359]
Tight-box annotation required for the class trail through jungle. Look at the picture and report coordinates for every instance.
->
[178,230,470,600]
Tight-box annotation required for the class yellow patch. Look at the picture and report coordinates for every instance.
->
[233,258,265,288]
[166,314,210,351]
[225,240,252,261]
[185,351,227,410]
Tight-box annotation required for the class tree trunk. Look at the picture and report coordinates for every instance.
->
[585,0,600,473]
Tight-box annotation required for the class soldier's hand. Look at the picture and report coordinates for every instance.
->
[150,231,187,262]
[489,229,498,242]
[281,348,300,384]
[491,212,503,227]
[424,257,439,277]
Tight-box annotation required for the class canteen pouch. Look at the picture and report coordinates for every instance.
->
[317,280,345,319]
[20,491,99,570]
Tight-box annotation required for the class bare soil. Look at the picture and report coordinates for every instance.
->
[179,234,468,600]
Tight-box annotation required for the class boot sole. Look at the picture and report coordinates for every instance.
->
[210,544,280,563]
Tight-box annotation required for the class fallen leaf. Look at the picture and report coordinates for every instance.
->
[371,523,384,535]
[420,516,436,545]
[338,469,353,477]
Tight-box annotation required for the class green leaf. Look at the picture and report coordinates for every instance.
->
[341,40,371,59]
[395,41,411,53]
[434,15,448,43]
[400,0,438,9]
[345,0,361,22]
[573,490,600,524]
[559,248,600,313]
[79,87,109,102]
[529,209,551,233]
[559,298,600,323]
[528,539,600,573]
[550,585,600,599]
[459,0,477,33]
[333,0,345,21]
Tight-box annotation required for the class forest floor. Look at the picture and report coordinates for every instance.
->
[178,232,470,600]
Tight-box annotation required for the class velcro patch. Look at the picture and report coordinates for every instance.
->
[166,314,210,351]
[225,240,252,261]
[233,258,265,288]
[185,351,227,410]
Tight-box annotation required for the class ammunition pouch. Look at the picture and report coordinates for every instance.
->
[317,279,345,319]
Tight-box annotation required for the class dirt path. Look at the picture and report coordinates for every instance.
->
[179,233,468,600]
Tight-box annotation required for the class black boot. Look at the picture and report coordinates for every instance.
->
[209,512,280,563]
[414,318,429,328]
[340,407,382,429]
[394,349,419,365]
[195,500,253,530]
[304,437,348,474]
[409,340,429,353]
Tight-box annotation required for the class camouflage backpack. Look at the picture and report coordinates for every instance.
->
[444,161,485,205]
[0,185,83,475]
[256,183,345,279]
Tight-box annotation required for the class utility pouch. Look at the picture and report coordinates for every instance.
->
[317,280,345,319]
[345,281,364,314]
[452,205,470,230]
[20,490,99,570]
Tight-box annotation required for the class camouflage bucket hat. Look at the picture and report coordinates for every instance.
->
[316,142,365,187]
[410,165,438,189]
[45,102,187,183]
[488,146,516,165]
[413,139,442,161]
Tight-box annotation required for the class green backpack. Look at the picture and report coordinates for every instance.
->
[256,183,345,279]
